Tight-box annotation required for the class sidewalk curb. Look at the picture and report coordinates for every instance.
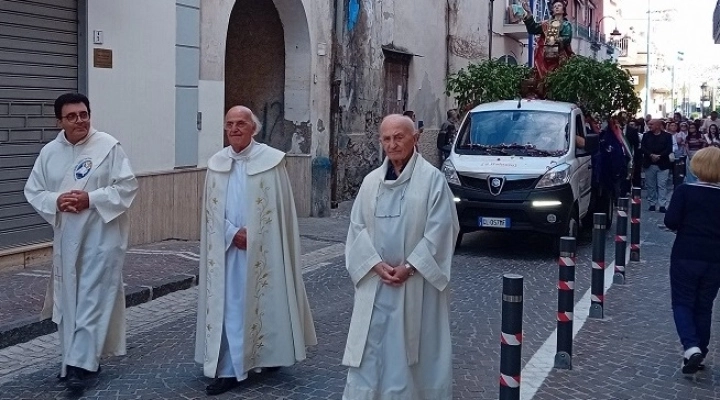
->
[0,274,199,350]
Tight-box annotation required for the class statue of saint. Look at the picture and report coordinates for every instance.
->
[520,0,574,96]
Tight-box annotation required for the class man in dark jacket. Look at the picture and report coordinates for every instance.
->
[641,119,674,212]
[437,109,458,164]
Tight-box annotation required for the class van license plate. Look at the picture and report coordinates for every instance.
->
[479,217,511,228]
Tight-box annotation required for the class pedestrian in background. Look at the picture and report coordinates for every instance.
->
[700,110,720,133]
[24,93,138,392]
[685,123,706,184]
[437,109,458,164]
[704,124,720,148]
[342,114,458,399]
[642,119,674,213]
[664,146,720,375]
[195,106,316,396]
[625,119,641,193]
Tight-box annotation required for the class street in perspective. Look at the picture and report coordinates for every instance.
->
[2,204,719,399]
[2,0,720,399]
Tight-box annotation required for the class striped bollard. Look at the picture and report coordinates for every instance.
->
[630,187,641,262]
[613,198,629,284]
[500,274,523,400]
[589,213,607,319]
[554,237,576,370]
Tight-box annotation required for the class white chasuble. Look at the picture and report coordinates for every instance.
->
[195,142,317,379]
[24,129,138,376]
[343,152,459,400]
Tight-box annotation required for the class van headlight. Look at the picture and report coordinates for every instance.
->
[442,160,461,186]
[536,164,570,188]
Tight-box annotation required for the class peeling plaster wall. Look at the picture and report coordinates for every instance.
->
[334,0,479,200]
[448,0,490,75]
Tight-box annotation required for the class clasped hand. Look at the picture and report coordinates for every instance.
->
[232,228,247,250]
[56,190,90,213]
[373,262,414,287]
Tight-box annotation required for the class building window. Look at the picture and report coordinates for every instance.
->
[506,0,525,24]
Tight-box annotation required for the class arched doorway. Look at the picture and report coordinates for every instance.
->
[225,0,285,150]
[224,0,312,154]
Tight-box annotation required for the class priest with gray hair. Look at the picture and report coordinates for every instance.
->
[342,114,459,399]
[195,105,317,396]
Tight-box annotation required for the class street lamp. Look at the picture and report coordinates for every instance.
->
[592,16,622,57]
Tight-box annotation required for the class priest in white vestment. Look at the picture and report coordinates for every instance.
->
[343,114,459,400]
[24,93,138,392]
[195,106,317,396]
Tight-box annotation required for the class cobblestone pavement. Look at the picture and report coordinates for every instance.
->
[0,209,351,342]
[0,203,707,399]
[532,209,720,400]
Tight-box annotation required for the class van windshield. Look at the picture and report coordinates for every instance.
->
[455,110,570,157]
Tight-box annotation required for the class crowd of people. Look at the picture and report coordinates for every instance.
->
[616,111,720,212]
[631,112,720,376]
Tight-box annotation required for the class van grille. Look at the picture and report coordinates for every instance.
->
[458,175,538,192]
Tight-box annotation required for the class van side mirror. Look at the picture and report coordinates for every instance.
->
[577,133,599,156]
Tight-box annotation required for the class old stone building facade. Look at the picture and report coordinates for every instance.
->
[0,0,619,261]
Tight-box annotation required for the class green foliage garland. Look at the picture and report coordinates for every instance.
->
[445,56,640,119]
[445,60,531,112]
[544,57,641,119]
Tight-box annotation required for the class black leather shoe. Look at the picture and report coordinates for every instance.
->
[59,365,100,381]
[206,378,239,396]
[648,205,656,212]
[659,207,667,213]
[66,366,86,392]
[86,365,102,377]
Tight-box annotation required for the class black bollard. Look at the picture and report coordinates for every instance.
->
[554,237,576,370]
[630,187,641,262]
[500,274,523,400]
[613,198,629,284]
[589,213,606,319]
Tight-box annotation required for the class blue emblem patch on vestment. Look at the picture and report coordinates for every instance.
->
[74,158,93,180]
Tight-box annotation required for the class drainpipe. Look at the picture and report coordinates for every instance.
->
[446,0,451,79]
[328,0,345,208]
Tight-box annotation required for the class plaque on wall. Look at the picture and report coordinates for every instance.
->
[93,48,113,68]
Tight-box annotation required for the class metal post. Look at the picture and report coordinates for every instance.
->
[644,0,651,117]
[554,237,576,370]
[613,198,629,284]
[630,187,642,262]
[589,213,607,319]
[489,0,495,60]
[671,64,676,112]
[500,274,523,400]
[528,0,535,67]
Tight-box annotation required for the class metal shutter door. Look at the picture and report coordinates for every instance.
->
[0,0,78,250]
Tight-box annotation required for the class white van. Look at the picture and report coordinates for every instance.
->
[442,100,610,247]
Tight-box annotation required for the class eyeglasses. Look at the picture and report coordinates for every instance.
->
[61,111,90,123]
